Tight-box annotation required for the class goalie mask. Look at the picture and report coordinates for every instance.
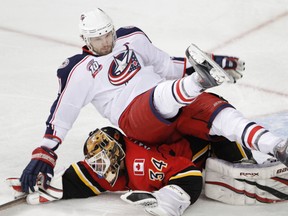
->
[83,127,126,186]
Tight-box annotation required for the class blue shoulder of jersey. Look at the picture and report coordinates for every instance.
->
[116,26,152,43]
[56,52,89,91]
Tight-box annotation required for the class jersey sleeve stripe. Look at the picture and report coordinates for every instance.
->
[71,163,101,195]
[169,170,202,181]
[192,145,210,162]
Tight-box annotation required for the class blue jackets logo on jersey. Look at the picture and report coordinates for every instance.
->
[108,44,141,85]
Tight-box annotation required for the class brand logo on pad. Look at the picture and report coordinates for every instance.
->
[276,167,288,174]
[240,172,259,177]
[108,43,141,85]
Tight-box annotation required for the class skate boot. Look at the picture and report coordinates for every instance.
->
[273,139,288,167]
[185,44,234,89]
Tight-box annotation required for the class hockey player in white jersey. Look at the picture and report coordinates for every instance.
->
[19,7,288,202]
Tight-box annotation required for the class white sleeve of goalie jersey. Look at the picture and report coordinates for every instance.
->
[204,157,288,205]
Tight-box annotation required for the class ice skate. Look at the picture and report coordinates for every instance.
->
[185,44,235,89]
[273,139,288,167]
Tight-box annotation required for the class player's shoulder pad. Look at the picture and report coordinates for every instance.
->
[116,26,152,43]
[57,53,88,79]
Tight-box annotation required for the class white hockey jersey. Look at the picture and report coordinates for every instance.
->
[44,27,186,144]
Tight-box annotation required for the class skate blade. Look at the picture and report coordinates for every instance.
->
[186,44,234,83]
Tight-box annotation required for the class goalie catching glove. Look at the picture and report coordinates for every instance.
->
[20,146,58,193]
[121,185,191,216]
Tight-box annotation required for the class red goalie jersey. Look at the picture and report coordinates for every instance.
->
[61,137,201,199]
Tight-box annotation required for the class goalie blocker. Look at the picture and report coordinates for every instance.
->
[204,157,288,205]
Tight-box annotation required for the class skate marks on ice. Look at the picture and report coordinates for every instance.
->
[254,111,288,138]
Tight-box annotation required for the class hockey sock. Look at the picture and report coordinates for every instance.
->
[240,122,283,153]
[210,107,282,154]
[153,74,202,119]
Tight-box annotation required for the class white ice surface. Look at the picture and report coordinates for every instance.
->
[0,0,288,215]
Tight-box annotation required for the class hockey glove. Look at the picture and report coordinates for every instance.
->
[212,54,245,83]
[121,185,191,216]
[121,191,157,207]
[20,146,57,193]
[7,168,64,205]
[26,168,64,204]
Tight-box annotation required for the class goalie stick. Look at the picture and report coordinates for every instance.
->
[0,195,26,211]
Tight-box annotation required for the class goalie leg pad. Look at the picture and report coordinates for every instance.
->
[204,157,288,205]
[6,178,27,199]
[26,167,65,205]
